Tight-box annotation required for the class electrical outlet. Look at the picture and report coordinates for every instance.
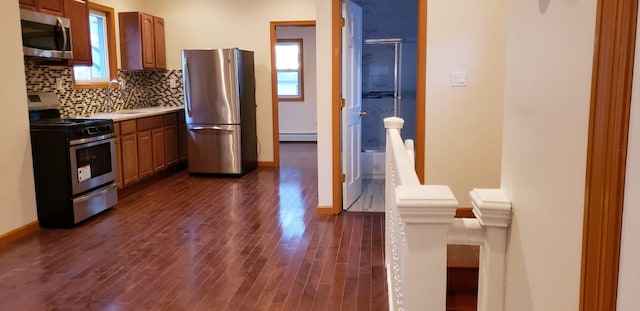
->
[56,78,63,90]
[169,78,177,88]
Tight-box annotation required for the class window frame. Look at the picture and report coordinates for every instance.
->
[275,38,305,102]
[72,2,118,89]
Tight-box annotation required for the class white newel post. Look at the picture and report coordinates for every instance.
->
[385,117,404,281]
[470,188,512,311]
[396,185,458,311]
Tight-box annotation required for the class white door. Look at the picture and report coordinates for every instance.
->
[342,0,363,210]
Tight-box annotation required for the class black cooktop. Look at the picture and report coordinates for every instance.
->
[29,109,114,139]
[30,118,108,127]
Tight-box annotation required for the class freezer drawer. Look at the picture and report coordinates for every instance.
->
[187,124,242,174]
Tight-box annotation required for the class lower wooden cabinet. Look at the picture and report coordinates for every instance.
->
[113,111,185,190]
[114,123,123,189]
[121,133,139,186]
[152,127,166,172]
[165,124,179,166]
[137,130,153,179]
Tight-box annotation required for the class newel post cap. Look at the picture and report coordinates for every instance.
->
[384,117,404,129]
[396,185,458,224]
[470,188,512,228]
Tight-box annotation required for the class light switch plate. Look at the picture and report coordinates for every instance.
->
[169,78,177,88]
[56,78,63,90]
[451,71,468,87]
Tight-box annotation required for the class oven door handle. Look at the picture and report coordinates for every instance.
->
[73,183,116,204]
[70,133,115,146]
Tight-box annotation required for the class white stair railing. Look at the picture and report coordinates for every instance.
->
[384,117,512,311]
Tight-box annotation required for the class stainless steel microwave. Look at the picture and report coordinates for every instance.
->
[20,9,73,59]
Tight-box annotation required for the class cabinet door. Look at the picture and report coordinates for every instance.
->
[153,16,166,69]
[64,0,92,66]
[19,0,37,11]
[140,13,156,69]
[152,127,165,172]
[121,133,139,186]
[115,137,123,189]
[137,130,153,179]
[114,122,123,189]
[165,124,179,166]
[38,0,65,16]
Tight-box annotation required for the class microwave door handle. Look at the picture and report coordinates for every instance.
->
[184,57,192,117]
[56,17,67,57]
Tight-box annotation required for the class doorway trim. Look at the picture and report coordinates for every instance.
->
[269,20,317,168]
[330,0,427,214]
[580,0,638,309]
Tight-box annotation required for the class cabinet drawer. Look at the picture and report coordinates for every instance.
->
[163,112,177,125]
[137,115,163,131]
[120,120,137,135]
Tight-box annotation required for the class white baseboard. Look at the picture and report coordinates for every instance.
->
[279,133,317,142]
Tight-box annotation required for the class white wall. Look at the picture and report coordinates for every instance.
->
[136,0,316,163]
[0,1,38,235]
[500,0,596,310]
[277,26,318,140]
[617,5,640,307]
[315,0,333,209]
[425,0,507,206]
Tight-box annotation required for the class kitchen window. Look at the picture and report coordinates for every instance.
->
[73,3,117,88]
[276,39,304,101]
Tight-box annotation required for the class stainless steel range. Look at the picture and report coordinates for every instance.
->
[28,92,117,227]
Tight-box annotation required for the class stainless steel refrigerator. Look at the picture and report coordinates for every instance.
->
[182,48,257,175]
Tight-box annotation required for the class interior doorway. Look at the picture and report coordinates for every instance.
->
[269,21,317,167]
[342,0,422,211]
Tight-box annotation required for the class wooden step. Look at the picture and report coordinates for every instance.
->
[447,245,479,311]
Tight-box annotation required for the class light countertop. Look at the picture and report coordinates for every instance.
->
[78,106,184,122]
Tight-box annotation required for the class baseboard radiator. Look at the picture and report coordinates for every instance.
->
[279,133,317,142]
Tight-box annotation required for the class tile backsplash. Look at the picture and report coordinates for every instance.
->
[24,61,184,117]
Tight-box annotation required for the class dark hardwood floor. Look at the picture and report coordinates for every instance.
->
[0,142,477,310]
[0,143,387,310]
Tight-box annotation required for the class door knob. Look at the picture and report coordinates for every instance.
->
[359,111,367,117]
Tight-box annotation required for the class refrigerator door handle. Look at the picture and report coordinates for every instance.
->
[184,57,193,117]
[190,126,235,132]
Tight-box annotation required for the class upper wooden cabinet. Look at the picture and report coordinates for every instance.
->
[19,0,65,17]
[18,0,37,11]
[20,0,65,16]
[153,16,166,69]
[64,0,91,66]
[119,12,167,70]
[39,0,64,16]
